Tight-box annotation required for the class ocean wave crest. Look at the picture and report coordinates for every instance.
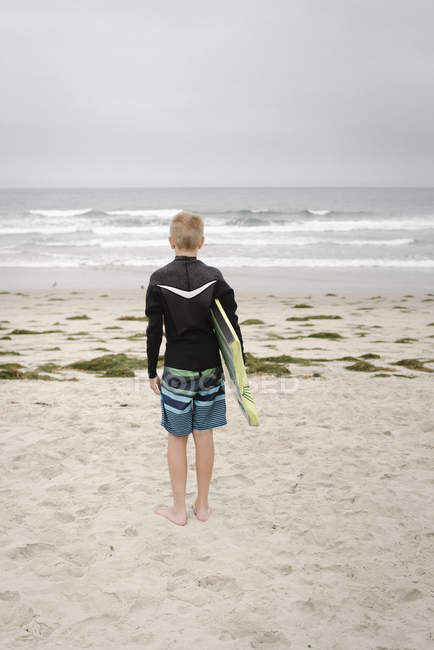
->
[105,209,181,218]
[28,208,93,217]
[306,209,332,216]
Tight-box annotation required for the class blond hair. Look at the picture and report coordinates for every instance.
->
[170,211,204,251]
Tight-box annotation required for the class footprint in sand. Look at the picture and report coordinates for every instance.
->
[197,574,240,594]
[277,564,293,575]
[0,590,21,601]
[54,510,75,523]
[21,618,55,640]
[250,630,291,648]
[8,542,56,560]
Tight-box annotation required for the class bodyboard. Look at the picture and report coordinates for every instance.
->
[210,298,259,426]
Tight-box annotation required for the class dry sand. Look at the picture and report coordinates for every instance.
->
[0,289,433,649]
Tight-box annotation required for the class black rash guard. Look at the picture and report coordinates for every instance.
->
[145,255,246,378]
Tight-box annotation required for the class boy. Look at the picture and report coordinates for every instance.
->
[145,211,246,526]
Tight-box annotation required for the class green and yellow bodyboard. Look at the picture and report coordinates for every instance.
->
[210,298,259,426]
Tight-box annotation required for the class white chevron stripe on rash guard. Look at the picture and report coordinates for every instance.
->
[157,280,216,299]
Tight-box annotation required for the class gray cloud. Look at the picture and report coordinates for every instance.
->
[1,0,433,186]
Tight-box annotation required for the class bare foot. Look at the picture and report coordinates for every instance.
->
[192,502,212,522]
[154,505,187,526]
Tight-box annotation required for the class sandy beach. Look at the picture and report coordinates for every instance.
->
[0,288,433,649]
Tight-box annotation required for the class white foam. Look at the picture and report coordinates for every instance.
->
[105,209,181,218]
[28,236,415,249]
[92,218,434,234]
[2,217,433,237]
[28,208,93,217]
[307,209,332,216]
[0,226,93,235]
[1,256,432,269]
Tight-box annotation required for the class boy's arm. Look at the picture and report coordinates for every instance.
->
[214,273,246,364]
[145,278,163,379]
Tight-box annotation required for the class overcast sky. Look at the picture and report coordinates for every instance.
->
[1,0,433,187]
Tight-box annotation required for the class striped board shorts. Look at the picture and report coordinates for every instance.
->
[160,365,227,437]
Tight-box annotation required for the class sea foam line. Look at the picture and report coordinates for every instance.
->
[38,237,415,248]
[28,208,93,217]
[0,257,432,269]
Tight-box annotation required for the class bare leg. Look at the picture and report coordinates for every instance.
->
[155,432,188,525]
[192,428,214,521]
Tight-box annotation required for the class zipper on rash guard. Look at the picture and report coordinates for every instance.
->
[185,260,191,290]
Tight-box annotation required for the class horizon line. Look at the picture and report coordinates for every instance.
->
[1,185,434,191]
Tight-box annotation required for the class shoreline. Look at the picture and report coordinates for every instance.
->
[1,265,433,294]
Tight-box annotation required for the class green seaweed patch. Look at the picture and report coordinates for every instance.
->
[0,363,65,381]
[0,336,11,340]
[307,331,343,340]
[395,337,418,344]
[241,319,265,325]
[10,328,64,335]
[393,358,433,373]
[392,306,408,310]
[262,354,311,366]
[325,293,337,296]
[48,298,65,301]
[335,355,359,362]
[0,362,24,378]
[245,352,291,376]
[126,332,146,340]
[359,353,381,360]
[67,353,148,377]
[45,347,61,351]
[117,315,148,322]
[104,325,122,330]
[286,315,342,321]
[93,347,110,351]
[100,294,109,297]
[392,374,416,379]
[36,362,61,373]
[427,323,434,327]
[0,350,20,356]
[265,332,285,340]
[293,303,312,308]
[70,331,89,336]
[345,361,391,372]
[66,315,91,320]
[0,291,10,294]
[422,298,434,302]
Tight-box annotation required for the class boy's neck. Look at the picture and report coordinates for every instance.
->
[174,249,198,258]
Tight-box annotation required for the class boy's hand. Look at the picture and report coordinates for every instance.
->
[149,376,161,395]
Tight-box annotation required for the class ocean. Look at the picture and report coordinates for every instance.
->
[0,187,433,290]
